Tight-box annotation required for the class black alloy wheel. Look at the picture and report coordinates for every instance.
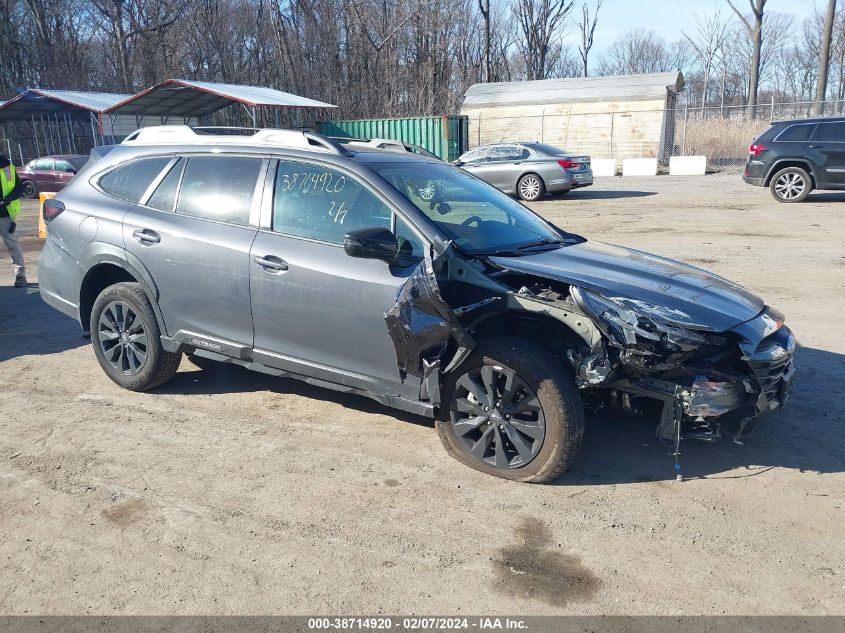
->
[450,364,546,469]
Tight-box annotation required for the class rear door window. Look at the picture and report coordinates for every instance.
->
[98,157,171,203]
[816,122,845,142]
[488,145,527,162]
[272,160,392,244]
[34,158,54,171]
[175,156,262,225]
[146,159,185,212]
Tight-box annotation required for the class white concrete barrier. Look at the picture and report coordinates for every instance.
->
[590,158,617,177]
[669,155,707,176]
[622,158,658,177]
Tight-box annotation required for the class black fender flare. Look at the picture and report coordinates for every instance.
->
[79,248,168,336]
[764,159,819,187]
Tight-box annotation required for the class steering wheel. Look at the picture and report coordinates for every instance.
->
[460,215,483,228]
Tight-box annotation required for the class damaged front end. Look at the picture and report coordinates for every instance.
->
[568,286,796,476]
[383,242,795,480]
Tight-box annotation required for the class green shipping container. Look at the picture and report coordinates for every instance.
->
[318,115,469,162]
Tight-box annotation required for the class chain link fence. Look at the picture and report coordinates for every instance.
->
[467,100,845,172]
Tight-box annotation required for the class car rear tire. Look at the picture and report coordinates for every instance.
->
[770,167,812,203]
[436,336,584,483]
[21,181,37,199]
[90,282,181,391]
[517,173,546,202]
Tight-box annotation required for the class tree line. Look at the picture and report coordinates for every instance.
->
[0,0,841,119]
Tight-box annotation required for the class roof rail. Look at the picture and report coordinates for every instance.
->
[121,125,350,155]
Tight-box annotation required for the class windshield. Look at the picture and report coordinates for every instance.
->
[369,161,566,254]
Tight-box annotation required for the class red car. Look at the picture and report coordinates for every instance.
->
[16,154,87,198]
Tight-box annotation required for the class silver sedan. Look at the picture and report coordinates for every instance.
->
[454,142,593,201]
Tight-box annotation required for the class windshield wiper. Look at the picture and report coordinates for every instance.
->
[515,238,563,250]
[471,238,563,257]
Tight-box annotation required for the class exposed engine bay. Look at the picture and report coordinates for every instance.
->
[386,240,797,479]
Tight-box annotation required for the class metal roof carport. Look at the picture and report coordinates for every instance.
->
[0,89,130,161]
[104,79,336,128]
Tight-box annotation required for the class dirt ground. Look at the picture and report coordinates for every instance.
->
[0,173,842,615]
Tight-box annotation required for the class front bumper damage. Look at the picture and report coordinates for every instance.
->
[569,302,796,478]
[383,243,796,479]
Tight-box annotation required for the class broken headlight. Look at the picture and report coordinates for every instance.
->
[572,287,706,353]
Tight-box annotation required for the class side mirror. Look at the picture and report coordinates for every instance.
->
[344,227,398,263]
[452,160,463,166]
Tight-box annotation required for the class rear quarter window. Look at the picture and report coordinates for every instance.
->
[775,124,816,142]
[98,157,171,203]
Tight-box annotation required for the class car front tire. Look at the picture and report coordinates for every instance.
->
[517,173,546,201]
[21,181,37,199]
[436,336,584,483]
[90,282,181,391]
[770,167,813,203]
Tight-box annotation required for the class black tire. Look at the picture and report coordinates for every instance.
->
[90,282,181,391]
[769,167,812,203]
[21,180,37,199]
[516,173,546,201]
[436,336,584,483]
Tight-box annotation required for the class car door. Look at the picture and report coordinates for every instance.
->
[33,158,54,191]
[457,147,492,181]
[53,159,77,191]
[249,157,427,399]
[808,121,845,187]
[482,145,530,190]
[122,154,264,350]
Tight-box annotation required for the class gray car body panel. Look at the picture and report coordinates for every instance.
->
[39,131,793,456]
[489,240,765,332]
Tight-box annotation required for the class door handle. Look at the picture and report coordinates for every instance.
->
[132,229,161,244]
[809,144,825,148]
[254,255,289,271]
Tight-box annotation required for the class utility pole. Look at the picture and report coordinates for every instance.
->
[815,0,838,114]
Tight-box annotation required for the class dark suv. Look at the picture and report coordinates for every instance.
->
[744,116,845,202]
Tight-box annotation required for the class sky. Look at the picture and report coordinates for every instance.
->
[567,0,820,57]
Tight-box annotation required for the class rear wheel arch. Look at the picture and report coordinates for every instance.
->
[79,261,164,334]
[765,160,817,188]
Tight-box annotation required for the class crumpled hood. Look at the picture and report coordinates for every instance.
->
[490,240,765,332]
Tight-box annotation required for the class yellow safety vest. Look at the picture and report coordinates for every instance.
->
[1,164,21,221]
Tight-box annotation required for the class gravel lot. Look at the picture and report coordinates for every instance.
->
[0,173,842,615]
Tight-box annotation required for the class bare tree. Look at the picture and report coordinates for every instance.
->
[597,29,690,76]
[512,0,573,81]
[683,10,730,107]
[726,0,768,113]
[576,0,601,77]
[478,0,491,82]
[815,0,837,110]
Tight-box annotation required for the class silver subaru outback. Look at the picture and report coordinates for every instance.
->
[39,126,794,483]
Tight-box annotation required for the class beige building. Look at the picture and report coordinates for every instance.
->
[460,72,684,161]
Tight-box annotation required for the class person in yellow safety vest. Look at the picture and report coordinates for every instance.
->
[0,154,26,288]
